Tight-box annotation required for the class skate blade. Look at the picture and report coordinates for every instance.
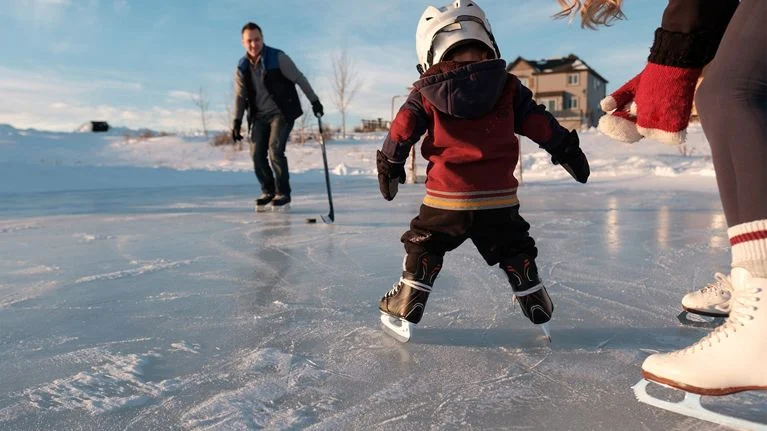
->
[380,313,412,343]
[255,205,269,213]
[271,203,291,212]
[676,311,726,329]
[632,379,767,430]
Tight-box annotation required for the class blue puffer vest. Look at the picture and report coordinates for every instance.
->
[237,45,302,122]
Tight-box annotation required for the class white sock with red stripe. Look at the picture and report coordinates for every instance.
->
[728,219,767,277]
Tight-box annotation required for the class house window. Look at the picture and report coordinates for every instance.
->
[567,73,579,85]
[547,100,556,111]
[593,79,600,89]
[568,98,579,109]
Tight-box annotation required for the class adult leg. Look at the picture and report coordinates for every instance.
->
[681,0,767,316]
[250,118,275,195]
[267,115,295,198]
[696,0,767,276]
[643,0,767,395]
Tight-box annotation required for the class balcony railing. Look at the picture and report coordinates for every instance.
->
[549,109,583,119]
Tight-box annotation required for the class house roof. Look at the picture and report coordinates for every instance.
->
[508,54,608,83]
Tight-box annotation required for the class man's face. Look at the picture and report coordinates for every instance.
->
[241,28,264,58]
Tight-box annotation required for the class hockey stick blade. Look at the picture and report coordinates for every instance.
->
[321,214,334,224]
[539,323,552,343]
[380,312,412,343]
[632,379,767,430]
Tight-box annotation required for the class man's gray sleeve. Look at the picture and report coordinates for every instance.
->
[278,52,319,103]
[233,69,248,122]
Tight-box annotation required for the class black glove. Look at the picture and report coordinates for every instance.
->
[312,100,324,117]
[376,150,406,201]
[550,130,590,184]
[232,119,243,142]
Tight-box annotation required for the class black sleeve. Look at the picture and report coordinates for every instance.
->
[513,79,568,154]
[649,0,739,68]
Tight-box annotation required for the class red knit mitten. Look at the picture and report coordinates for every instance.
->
[634,63,701,145]
[598,73,643,143]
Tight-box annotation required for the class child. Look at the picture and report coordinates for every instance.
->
[376,0,590,342]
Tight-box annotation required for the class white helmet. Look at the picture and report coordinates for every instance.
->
[415,0,500,73]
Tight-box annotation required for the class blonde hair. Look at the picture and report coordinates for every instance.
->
[554,0,625,29]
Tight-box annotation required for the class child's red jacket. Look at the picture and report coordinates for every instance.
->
[381,59,569,211]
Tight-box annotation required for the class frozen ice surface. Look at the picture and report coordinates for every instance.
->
[1,177,764,430]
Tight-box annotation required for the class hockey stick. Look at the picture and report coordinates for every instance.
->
[317,116,335,223]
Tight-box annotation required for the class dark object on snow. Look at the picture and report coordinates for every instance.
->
[89,121,110,132]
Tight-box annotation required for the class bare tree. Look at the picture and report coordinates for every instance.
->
[293,74,317,145]
[219,92,233,131]
[192,86,210,137]
[330,48,362,139]
[216,88,244,151]
[294,95,315,145]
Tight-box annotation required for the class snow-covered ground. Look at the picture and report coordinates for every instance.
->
[0,124,764,430]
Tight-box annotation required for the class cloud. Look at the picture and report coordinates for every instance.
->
[114,0,128,12]
[0,66,208,132]
[50,41,78,54]
[168,90,196,101]
[1,103,210,133]
[4,0,73,25]
[489,1,562,30]
[302,43,415,125]
[0,67,143,96]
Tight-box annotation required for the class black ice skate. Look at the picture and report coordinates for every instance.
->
[501,254,553,342]
[271,194,291,212]
[255,193,274,213]
[379,281,431,342]
[379,252,442,342]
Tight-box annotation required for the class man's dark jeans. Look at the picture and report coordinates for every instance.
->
[250,114,295,197]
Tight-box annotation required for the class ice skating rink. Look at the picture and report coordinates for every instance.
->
[1,178,764,430]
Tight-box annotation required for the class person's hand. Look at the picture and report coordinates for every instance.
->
[376,150,406,201]
[597,73,642,143]
[634,63,701,144]
[232,119,244,142]
[312,100,324,117]
[598,63,701,145]
[550,130,590,184]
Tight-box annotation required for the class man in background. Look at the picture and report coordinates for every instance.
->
[232,22,323,211]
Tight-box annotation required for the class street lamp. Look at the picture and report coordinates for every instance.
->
[391,94,408,123]
[390,93,418,184]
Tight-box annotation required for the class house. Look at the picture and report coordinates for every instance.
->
[507,54,608,129]
[355,118,390,133]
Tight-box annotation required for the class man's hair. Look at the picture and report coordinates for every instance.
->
[241,22,263,35]
[554,0,625,29]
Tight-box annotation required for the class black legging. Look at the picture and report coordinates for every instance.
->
[695,0,767,227]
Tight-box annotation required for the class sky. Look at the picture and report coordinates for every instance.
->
[0,0,670,133]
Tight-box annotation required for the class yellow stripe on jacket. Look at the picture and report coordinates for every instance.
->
[423,188,520,211]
